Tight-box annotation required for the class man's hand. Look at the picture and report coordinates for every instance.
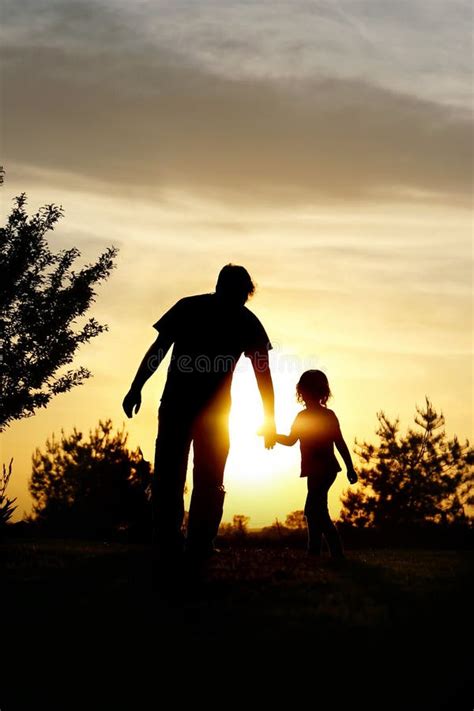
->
[347,467,358,485]
[262,418,277,449]
[122,387,142,418]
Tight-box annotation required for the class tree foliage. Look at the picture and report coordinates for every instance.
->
[220,514,250,537]
[0,193,118,430]
[284,510,306,530]
[0,458,17,530]
[340,399,474,528]
[29,420,151,537]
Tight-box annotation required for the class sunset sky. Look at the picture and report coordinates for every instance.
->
[1,0,472,526]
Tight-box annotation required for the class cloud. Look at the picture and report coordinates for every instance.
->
[3,0,471,106]
[1,0,472,206]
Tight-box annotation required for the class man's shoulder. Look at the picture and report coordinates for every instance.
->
[179,293,213,305]
[174,293,213,310]
[242,305,264,326]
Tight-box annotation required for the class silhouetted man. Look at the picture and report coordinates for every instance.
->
[123,265,276,559]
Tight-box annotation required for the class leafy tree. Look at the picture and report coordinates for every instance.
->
[0,459,16,530]
[219,514,250,537]
[0,193,118,431]
[29,420,151,537]
[285,510,306,530]
[340,399,474,528]
[261,517,286,534]
[232,514,250,536]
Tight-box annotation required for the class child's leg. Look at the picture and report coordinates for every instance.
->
[319,480,344,557]
[304,488,323,554]
[305,474,344,558]
[321,513,344,558]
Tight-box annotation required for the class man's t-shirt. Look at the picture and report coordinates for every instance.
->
[290,407,342,478]
[153,293,272,409]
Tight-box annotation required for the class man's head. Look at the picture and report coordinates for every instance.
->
[215,264,256,306]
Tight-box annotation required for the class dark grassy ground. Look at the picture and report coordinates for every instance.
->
[1,541,473,710]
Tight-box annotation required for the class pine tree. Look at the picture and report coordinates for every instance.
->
[340,398,473,528]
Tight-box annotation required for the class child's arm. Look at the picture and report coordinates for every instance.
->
[259,415,299,446]
[275,415,300,446]
[334,428,358,484]
[275,433,298,446]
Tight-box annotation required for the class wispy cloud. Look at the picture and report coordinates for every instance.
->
[3,47,472,205]
[2,0,472,205]
[3,0,471,104]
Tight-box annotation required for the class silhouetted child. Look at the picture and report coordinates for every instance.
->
[275,370,357,558]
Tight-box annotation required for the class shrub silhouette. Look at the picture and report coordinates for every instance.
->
[30,420,151,538]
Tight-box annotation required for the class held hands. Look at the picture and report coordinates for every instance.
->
[257,418,277,449]
[347,467,358,485]
[122,386,142,418]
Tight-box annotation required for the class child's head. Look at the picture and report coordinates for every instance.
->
[296,370,332,406]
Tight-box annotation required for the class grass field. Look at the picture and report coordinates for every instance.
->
[2,541,473,710]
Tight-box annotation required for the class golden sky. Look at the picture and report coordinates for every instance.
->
[1,1,472,526]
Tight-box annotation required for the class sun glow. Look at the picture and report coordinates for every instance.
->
[225,356,302,490]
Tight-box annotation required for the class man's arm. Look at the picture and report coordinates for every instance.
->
[250,351,276,449]
[122,332,173,418]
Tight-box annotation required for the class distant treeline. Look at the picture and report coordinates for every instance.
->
[218,521,474,551]
[6,515,473,550]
